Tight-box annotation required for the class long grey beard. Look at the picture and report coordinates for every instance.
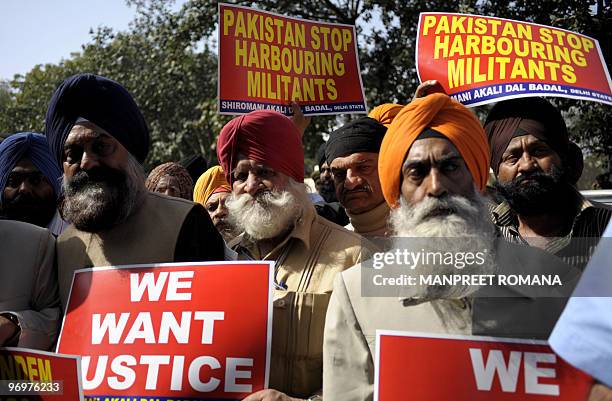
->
[226,182,306,241]
[388,193,497,300]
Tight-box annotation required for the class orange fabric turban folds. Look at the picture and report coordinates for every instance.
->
[368,103,404,128]
[193,165,231,205]
[379,93,490,208]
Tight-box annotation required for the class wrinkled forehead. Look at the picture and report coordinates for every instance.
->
[156,175,180,186]
[206,191,230,205]
[403,137,462,165]
[233,154,276,172]
[504,134,552,153]
[10,156,39,173]
[65,121,112,146]
[330,152,379,169]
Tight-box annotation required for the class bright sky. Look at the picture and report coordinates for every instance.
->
[0,0,186,81]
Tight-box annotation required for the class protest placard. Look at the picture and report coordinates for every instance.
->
[374,331,592,401]
[57,261,273,401]
[218,3,367,116]
[416,12,612,106]
[0,347,83,400]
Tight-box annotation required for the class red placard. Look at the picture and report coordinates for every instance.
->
[218,3,367,116]
[57,262,273,401]
[375,331,592,401]
[416,12,612,106]
[0,347,83,400]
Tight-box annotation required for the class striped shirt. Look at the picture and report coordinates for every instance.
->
[491,193,612,269]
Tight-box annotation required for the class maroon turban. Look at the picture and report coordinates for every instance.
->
[216,110,304,185]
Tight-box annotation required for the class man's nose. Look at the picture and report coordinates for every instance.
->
[425,169,448,198]
[344,169,363,191]
[18,180,34,195]
[244,172,263,196]
[517,152,539,175]
[80,150,101,171]
[213,204,228,219]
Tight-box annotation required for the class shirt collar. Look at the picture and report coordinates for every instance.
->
[491,201,516,228]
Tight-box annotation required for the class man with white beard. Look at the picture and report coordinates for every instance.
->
[216,110,373,401]
[323,94,578,401]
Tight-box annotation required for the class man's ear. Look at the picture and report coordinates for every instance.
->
[564,142,584,186]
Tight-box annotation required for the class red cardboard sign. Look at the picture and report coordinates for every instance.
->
[218,3,367,116]
[374,331,592,401]
[57,262,273,401]
[416,12,612,106]
[0,347,83,400]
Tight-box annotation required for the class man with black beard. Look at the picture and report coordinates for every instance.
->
[0,132,66,235]
[217,110,372,401]
[323,94,577,401]
[44,73,224,308]
[485,97,612,268]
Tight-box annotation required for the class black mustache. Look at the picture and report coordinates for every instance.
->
[343,185,371,195]
[67,166,126,191]
[513,170,554,185]
[3,192,41,207]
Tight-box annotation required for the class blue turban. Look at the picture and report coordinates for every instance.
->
[0,132,62,204]
[44,73,150,167]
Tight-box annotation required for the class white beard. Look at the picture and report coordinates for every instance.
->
[388,192,497,300]
[226,182,306,241]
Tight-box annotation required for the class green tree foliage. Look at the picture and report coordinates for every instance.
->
[477,0,612,166]
[0,0,224,170]
[0,0,609,171]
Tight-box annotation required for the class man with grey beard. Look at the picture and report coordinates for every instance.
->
[44,73,224,309]
[323,94,578,401]
[217,110,373,401]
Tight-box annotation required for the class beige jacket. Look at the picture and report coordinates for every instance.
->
[0,220,60,350]
[323,239,580,401]
[323,263,470,401]
[57,192,194,309]
[231,203,375,398]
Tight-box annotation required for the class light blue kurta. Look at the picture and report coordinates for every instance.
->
[549,222,612,386]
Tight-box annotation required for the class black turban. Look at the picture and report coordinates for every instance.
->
[484,97,569,175]
[180,154,208,184]
[315,142,327,169]
[325,117,387,164]
[45,73,149,166]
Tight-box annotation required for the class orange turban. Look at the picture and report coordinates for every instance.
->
[193,166,231,205]
[379,93,489,208]
[368,103,404,128]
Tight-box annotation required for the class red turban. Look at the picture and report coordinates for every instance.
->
[379,94,490,208]
[217,110,304,185]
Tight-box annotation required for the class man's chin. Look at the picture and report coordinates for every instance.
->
[505,191,555,215]
[69,206,124,232]
[61,192,127,232]
[344,200,377,214]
